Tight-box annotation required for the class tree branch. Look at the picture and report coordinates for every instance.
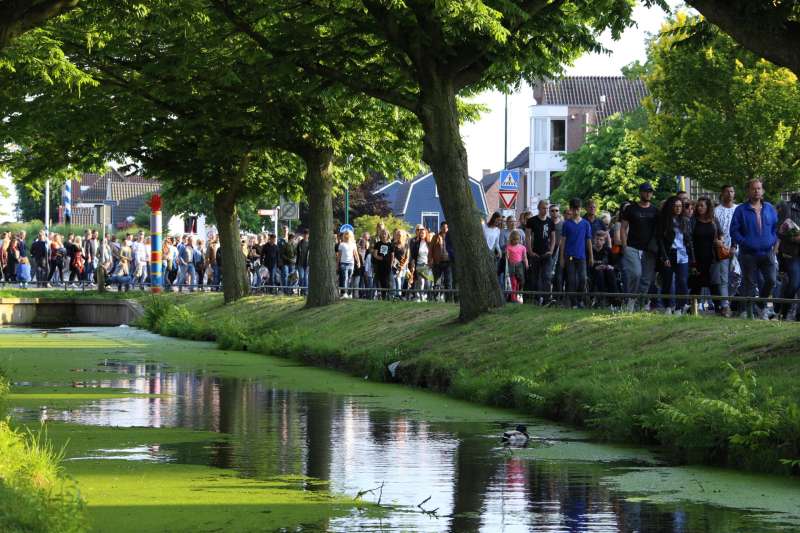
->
[0,0,81,49]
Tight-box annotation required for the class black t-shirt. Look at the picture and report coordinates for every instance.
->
[526,216,555,255]
[693,219,716,264]
[261,243,280,267]
[372,241,395,270]
[591,245,613,268]
[622,203,659,249]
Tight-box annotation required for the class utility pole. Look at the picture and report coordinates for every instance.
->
[345,186,349,226]
[44,179,50,238]
[504,93,508,170]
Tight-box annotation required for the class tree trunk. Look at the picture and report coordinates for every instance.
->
[417,78,504,321]
[298,144,338,308]
[212,155,251,304]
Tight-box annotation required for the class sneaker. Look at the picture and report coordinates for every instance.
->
[571,305,579,310]
[662,307,673,315]
[722,307,732,318]
[674,309,683,316]
[626,299,636,312]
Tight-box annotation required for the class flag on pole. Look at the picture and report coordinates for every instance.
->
[64,180,72,218]
[676,175,685,194]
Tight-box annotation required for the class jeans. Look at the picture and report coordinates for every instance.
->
[529,254,553,298]
[624,246,657,296]
[107,275,132,291]
[297,265,309,295]
[283,265,296,294]
[412,262,430,300]
[34,258,48,286]
[393,266,407,299]
[778,256,800,318]
[591,267,619,303]
[337,262,353,296]
[184,263,197,292]
[717,255,733,308]
[85,261,96,284]
[432,262,452,302]
[211,264,221,290]
[739,252,777,318]
[661,250,689,309]
[565,257,587,307]
[616,254,629,294]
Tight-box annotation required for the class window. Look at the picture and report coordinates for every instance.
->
[533,118,548,152]
[550,119,566,151]
[422,212,439,233]
[550,171,562,195]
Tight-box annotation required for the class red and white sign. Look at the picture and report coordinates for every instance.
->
[258,209,277,217]
[499,190,518,209]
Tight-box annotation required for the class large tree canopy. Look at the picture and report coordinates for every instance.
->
[682,0,800,77]
[641,13,800,197]
[210,0,668,321]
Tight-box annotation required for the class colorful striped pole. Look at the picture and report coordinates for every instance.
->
[150,211,163,293]
[147,194,164,294]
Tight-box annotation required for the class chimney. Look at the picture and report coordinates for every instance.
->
[483,169,491,176]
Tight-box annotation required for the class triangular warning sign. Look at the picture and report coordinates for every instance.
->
[499,190,518,209]
[501,173,517,189]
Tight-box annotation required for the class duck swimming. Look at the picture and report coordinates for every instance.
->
[501,424,530,445]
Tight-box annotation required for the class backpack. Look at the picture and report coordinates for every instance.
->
[182,245,193,263]
[71,250,84,271]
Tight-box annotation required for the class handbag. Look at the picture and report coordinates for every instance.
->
[714,225,730,261]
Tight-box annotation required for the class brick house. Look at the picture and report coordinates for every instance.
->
[63,169,161,229]
[525,76,650,204]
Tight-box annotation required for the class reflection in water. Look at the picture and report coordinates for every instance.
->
[15,360,793,533]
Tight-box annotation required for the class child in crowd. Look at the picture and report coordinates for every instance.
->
[505,230,528,303]
[16,257,32,289]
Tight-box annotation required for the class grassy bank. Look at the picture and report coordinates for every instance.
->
[0,379,90,533]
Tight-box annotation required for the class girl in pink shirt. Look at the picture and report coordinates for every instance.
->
[506,231,529,303]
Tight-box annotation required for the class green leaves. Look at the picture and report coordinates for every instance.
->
[641,12,800,197]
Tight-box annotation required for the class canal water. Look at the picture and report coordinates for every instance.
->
[5,327,800,532]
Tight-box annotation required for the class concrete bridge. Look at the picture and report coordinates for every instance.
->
[0,298,144,326]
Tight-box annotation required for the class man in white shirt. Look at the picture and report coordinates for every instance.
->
[714,184,737,317]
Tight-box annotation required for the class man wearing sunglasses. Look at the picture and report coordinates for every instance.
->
[620,182,660,311]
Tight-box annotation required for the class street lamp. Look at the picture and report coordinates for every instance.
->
[12,207,22,222]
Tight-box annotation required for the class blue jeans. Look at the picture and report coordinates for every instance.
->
[297,265,309,295]
[565,257,586,307]
[739,252,776,318]
[211,264,221,290]
[661,250,689,309]
[338,263,353,295]
[393,266,407,299]
[778,256,800,318]
[183,263,197,292]
[282,265,296,294]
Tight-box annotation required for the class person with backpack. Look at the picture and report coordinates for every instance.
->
[68,236,85,286]
[179,238,196,292]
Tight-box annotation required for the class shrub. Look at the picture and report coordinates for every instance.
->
[139,295,170,329]
[641,365,800,473]
[0,420,89,532]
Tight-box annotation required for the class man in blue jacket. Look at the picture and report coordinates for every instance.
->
[730,178,779,319]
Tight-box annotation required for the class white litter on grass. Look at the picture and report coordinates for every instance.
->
[118,324,130,328]
[387,361,401,378]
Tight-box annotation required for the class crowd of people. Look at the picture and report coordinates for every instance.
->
[2,177,799,320]
[483,178,800,320]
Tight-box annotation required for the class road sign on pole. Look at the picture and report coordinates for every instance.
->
[340,224,354,234]
[499,190,518,209]
[499,170,519,191]
[279,197,300,221]
[258,209,277,217]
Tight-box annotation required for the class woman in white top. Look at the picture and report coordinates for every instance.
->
[484,212,502,260]
[336,230,360,298]
[410,227,431,301]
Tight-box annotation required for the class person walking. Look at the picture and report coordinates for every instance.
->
[505,230,528,303]
[372,229,395,300]
[30,230,50,287]
[428,221,452,303]
[409,226,431,301]
[620,182,659,311]
[559,198,593,309]
[688,197,727,314]
[656,195,695,315]
[296,229,310,296]
[392,228,410,300]
[730,178,779,319]
[525,200,556,304]
[6,237,20,282]
[776,193,800,321]
[714,185,737,317]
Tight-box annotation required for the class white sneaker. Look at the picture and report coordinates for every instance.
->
[662,308,673,315]
[674,309,682,316]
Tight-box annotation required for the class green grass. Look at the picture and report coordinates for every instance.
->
[138,292,800,474]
